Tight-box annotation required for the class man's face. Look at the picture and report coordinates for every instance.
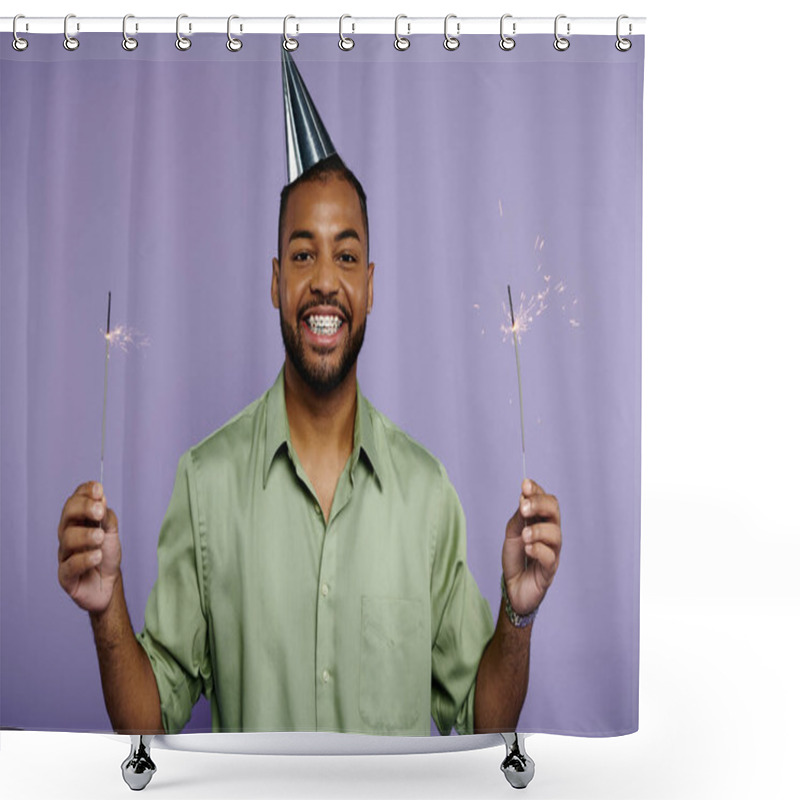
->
[272,175,374,395]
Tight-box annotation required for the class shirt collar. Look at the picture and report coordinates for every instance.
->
[262,368,384,490]
[353,385,384,490]
[263,367,292,488]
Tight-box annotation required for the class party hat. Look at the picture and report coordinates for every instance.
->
[282,48,337,183]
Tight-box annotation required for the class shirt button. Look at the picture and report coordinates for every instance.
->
[321,583,329,598]
[322,669,330,684]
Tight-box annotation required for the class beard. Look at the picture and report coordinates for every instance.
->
[279,299,367,395]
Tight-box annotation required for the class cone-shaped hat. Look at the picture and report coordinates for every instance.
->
[282,49,337,184]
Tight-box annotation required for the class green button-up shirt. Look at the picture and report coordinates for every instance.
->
[137,369,494,736]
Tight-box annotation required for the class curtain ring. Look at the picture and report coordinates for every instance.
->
[339,15,355,51]
[554,14,570,51]
[499,14,515,51]
[615,15,632,52]
[12,15,29,51]
[175,14,191,51]
[394,15,410,51]
[227,15,243,51]
[283,15,299,51]
[443,14,460,51]
[63,13,79,51]
[122,15,138,51]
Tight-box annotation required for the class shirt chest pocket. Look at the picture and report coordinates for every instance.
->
[359,596,426,733]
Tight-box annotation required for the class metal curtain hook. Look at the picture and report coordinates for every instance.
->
[499,14,515,51]
[12,14,29,51]
[616,14,632,51]
[227,15,243,51]
[554,14,570,51]
[283,15,299,51]
[63,13,79,51]
[122,15,138,51]
[394,15,410,51]
[443,14,460,51]
[176,14,191,50]
[339,14,354,50]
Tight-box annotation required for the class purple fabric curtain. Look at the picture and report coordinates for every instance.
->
[1,33,644,735]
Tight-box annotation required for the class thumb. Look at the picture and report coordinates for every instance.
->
[505,506,524,540]
[102,506,119,533]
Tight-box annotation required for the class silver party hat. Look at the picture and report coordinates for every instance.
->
[282,48,337,183]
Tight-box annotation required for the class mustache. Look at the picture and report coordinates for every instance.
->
[297,296,351,324]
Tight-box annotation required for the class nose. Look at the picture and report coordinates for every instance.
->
[309,252,339,295]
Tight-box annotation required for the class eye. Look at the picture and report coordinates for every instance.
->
[337,252,358,265]
[292,250,313,263]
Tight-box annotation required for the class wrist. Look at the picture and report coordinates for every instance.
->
[501,574,538,629]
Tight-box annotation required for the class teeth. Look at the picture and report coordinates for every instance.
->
[307,314,343,336]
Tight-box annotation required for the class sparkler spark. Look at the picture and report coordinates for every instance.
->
[101,324,150,352]
[501,290,540,342]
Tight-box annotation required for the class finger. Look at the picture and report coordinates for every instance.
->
[523,541,559,575]
[518,481,545,513]
[58,526,106,562]
[58,548,103,587]
[521,522,562,552]
[59,495,106,537]
[59,483,104,532]
[520,492,560,525]
[73,481,104,500]
[521,479,544,499]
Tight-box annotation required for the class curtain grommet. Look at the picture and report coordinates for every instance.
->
[283,15,299,51]
[499,14,516,51]
[226,15,243,52]
[394,15,410,51]
[443,14,460,51]
[339,15,355,51]
[554,15,570,51]
[175,14,192,51]
[63,13,80,51]
[12,15,29,51]
[615,15,632,51]
[122,15,138,51]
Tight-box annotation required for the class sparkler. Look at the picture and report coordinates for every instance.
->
[100,292,111,485]
[507,285,527,480]
[97,295,149,486]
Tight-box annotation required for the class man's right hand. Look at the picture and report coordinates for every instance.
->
[58,481,121,614]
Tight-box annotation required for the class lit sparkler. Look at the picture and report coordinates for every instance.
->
[493,206,580,481]
[98,294,148,485]
[100,292,111,486]
[507,285,527,481]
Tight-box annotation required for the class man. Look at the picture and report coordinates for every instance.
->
[56,55,561,737]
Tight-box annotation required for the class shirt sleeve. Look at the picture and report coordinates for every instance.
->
[429,469,494,735]
[136,451,212,733]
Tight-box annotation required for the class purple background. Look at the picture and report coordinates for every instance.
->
[0,33,643,735]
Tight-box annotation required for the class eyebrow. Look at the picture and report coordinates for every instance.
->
[335,229,361,243]
[287,229,362,245]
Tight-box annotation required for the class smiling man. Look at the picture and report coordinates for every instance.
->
[56,52,561,738]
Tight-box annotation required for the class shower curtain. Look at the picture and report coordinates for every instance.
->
[0,30,644,737]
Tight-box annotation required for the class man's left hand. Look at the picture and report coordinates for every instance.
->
[503,479,562,617]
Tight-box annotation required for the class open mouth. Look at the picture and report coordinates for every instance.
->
[305,313,344,337]
[300,305,348,343]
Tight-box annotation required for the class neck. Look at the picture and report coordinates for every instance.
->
[282,360,358,460]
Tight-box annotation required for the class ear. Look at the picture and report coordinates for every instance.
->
[367,261,375,314]
[271,258,281,309]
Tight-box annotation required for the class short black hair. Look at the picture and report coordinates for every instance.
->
[277,155,369,263]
